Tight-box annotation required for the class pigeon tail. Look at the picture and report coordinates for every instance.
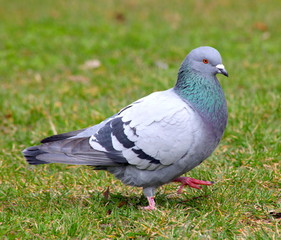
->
[22,137,129,167]
[22,146,50,165]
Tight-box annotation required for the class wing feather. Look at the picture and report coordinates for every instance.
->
[89,89,199,170]
[25,89,199,172]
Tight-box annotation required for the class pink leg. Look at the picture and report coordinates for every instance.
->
[142,196,156,210]
[173,177,214,194]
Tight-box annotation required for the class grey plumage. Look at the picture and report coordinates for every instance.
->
[23,46,228,209]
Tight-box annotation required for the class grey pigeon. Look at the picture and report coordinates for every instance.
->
[23,46,228,210]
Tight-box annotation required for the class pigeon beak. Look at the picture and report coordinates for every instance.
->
[216,64,228,77]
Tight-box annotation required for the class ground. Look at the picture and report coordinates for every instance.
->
[0,0,280,238]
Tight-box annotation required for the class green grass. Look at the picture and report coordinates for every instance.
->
[1,0,280,239]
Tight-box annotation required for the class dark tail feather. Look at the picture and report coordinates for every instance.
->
[22,146,50,165]
[40,129,85,143]
[22,138,128,167]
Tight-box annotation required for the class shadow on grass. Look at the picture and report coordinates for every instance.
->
[9,187,214,214]
[88,190,213,211]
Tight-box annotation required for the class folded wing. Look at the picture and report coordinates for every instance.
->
[23,89,197,171]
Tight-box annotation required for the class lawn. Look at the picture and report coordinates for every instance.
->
[0,0,280,239]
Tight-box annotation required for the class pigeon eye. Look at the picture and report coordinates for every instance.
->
[202,59,209,64]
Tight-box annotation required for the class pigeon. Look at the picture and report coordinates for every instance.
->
[23,46,228,210]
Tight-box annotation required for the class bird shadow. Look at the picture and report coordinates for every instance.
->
[89,188,214,212]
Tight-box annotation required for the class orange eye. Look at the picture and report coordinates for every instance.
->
[202,59,208,64]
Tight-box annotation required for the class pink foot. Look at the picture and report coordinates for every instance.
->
[141,196,156,210]
[173,177,214,194]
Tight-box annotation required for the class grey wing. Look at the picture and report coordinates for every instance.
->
[23,113,129,167]
[24,89,196,172]
[90,89,197,171]
[24,103,142,167]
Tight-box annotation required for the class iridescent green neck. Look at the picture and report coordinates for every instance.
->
[174,67,227,135]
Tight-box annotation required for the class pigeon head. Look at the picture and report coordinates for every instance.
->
[183,46,228,77]
[175,46,228,136]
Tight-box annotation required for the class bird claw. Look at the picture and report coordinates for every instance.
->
[141,196,156,210]
[141,205,156,210]
[173,177,214,194]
